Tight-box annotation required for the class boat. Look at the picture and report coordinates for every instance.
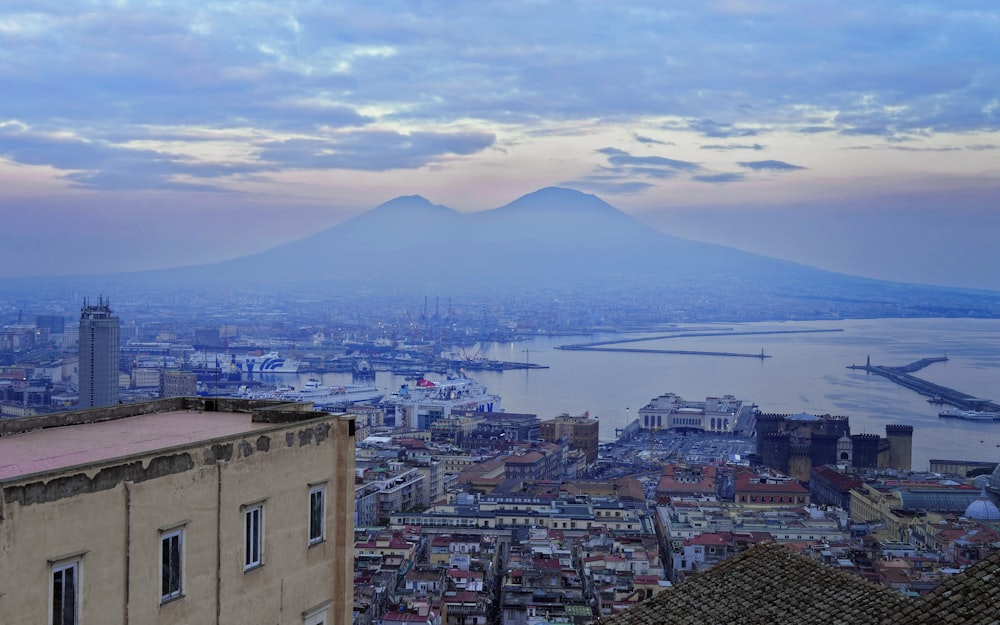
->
[245,351,302,374]
[279,379,383,408]
[938,409,1000,421]
[381,373,502,430]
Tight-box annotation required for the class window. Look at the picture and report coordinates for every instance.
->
[161,529,183,602]
[309,485,326,545]
[245,504,263,570]
[51,560,79,625]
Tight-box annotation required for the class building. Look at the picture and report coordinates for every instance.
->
[755,414,912,481]
[161,369,198,397]
[637,393,754,434]
[77,296,120,408]
[733,470,809,508]
[0,396,356,625]
[539,412,600,462]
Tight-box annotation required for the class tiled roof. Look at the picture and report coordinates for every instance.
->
[891,549,1000,625]
[597,542,904,625]
[598,543,1000,625]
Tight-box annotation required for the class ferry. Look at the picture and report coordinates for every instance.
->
[382,373,502,430]
[281,379,383,408]
[245,351,302,374]
[938,409,1000,421]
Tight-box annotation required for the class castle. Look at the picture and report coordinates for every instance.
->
[754,412,912,482]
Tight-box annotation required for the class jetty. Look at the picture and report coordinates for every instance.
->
[556,328,844,359]
[848,356,1000,412]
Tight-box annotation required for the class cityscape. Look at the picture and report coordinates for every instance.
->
[1,282,999,625]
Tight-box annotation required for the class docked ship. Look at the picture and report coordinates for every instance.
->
[382,373,502,430]
[938,409,1000,421]
[245,351,302,374]
[280,379,383,408]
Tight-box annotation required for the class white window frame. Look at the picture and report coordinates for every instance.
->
[50,559,80,625]
[160,528,184,603]
[244,503,264,570]
[309,485,326,545]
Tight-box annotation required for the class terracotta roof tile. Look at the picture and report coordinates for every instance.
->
[598,543,1000,625]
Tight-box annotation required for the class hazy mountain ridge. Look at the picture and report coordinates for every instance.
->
[3,187,1000,321]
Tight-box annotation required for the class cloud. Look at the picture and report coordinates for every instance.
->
[737,159,806,172]
[558,176,656,195]
[701,143,764,151]
[692,172,746,184]
[1,1,999,202]
[685,120,761,138]
[634,134,674,146]
[597,147,700,172]
[257,130,496,171]
[0,122,269,191]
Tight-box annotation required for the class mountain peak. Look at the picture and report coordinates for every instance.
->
[497,186,623,216]
[373,194,442,211]
[362,195,461,222]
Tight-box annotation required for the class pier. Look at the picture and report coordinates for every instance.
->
[556,328,844,359]
[848,356,1000,412]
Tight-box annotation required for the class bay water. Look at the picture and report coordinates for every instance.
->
[288,318,1000,472]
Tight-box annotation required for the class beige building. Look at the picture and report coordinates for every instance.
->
[0,396,356,625]
[539,412,599,463]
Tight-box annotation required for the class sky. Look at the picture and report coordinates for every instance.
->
[1,1,999,289]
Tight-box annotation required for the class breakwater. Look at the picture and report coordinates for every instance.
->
[556,328,844,359]
[848,356,1000,412]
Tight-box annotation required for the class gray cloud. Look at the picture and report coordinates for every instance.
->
[1,1,999,191]
[257,130,496,171]
[634,134,674,145]
[701,143,764,151]
[558,176,656,195]
[692,173,746,184]
[0,123,269,191]
[738,160,807,172]
[685,120,761,138]
[597,148,700,172]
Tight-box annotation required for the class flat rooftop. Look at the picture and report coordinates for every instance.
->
[0,410,275,481]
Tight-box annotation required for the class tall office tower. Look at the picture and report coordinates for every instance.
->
[78,296,120,408]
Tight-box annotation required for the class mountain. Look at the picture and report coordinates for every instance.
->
[5,187,1000,321]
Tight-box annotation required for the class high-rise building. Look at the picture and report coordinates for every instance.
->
[78,296,120,408]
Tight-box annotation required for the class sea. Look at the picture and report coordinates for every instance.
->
[276,318,1000,472]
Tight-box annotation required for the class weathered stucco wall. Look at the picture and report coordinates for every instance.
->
[0,409,355,625]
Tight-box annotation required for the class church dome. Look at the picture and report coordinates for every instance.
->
[964,488,1000,521]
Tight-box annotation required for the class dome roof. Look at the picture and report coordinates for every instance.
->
[964,488,1000,521]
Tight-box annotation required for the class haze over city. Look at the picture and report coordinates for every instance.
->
[2,1,999,290]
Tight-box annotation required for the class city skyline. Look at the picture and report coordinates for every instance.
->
[1,2,999,289]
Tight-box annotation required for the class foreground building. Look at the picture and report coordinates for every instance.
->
[0,396,356,625]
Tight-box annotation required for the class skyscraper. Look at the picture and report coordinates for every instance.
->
[78,296,120,408]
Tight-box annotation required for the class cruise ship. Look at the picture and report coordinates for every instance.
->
[382,374,502,430]
[281,379,383,409]
[245,351,302,374]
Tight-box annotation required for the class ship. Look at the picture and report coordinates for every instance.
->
[245,351,302,374]
[280,379,383,408]
[938,408,1000,421]
[381,373,502,430]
